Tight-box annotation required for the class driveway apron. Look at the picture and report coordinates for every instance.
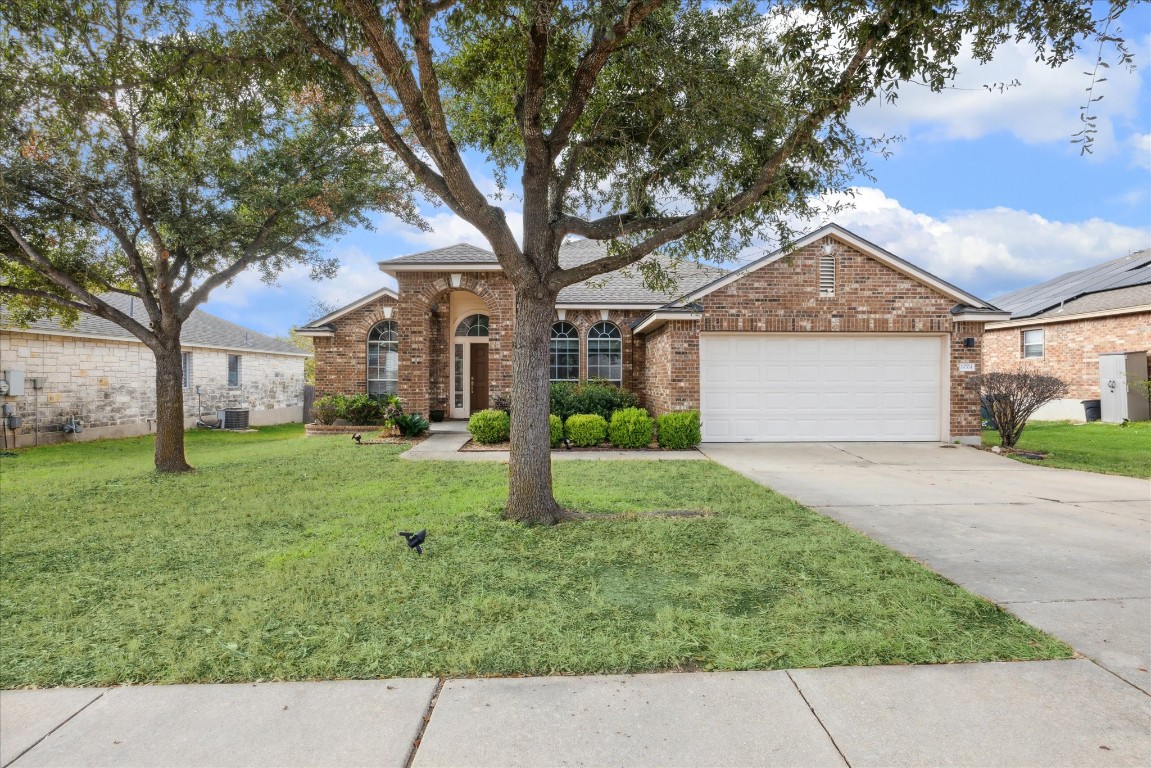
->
[701,442,1151,694]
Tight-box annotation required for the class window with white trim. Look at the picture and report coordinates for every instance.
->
[367,320,399,395]
[1022,329,1044,359]
[227,354,242,387]
[587,321,622,385]
[455,314,489,337]
[819,252,835,297]
[181,351,192,388]
[550,322,579,382]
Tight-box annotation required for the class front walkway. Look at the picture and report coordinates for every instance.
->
[4,660,1148,767]
[702,442,1151,695]
[403,420,705,461]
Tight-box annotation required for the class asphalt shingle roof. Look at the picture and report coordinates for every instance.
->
[1,293,307,356]
[993,249,1151,319]
[1030,283,1151,319]
[379,239,727,305]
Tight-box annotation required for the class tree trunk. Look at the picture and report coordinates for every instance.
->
[504,288,566,524]
[153,338,193,473]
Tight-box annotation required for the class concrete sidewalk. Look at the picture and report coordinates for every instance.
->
[3,660,1148,767]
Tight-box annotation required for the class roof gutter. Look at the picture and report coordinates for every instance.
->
[632,310,702,335]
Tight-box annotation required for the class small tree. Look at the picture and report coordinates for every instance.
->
[967,370,1069,448]
[0,1,418,471]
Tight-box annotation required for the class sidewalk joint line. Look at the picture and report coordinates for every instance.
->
[404,678,444,768]
[3,689,107,768]
[786,672,852,768]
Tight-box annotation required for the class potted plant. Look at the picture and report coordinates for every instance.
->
[429,396,447,423]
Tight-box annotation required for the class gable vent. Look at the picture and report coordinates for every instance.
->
[819,252,835,297]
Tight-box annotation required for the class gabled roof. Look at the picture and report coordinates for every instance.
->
[296,285,399,335]
[375,239,726,306]
[0,293,307,356]
[993,249,1151,320]
[664,223,1000,311]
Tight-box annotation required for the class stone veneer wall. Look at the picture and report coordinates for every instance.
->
[0,331,305,447]
[982,311,1151,420]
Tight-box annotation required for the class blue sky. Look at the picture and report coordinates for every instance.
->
[202,9,1151,338]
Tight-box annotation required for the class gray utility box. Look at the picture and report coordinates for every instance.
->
[1099,351,1150,423]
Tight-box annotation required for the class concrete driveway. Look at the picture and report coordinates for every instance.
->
[701,442,1151,694]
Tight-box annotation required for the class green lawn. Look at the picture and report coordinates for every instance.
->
[1,426,1069,688]
[983,420,1151,478]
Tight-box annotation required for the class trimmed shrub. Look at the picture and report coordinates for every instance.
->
[549,382,580,421]
[549,413,564,448]
[656,411,702,449]
[468,409,511,444]
[565,414,607,447]
[609,407,654,448]
[342,393,384,425]
[393,412,429,437]
[311,395,341,425]
[549,380,639,422]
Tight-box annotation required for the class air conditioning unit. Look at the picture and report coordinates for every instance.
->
[216,408,250,430]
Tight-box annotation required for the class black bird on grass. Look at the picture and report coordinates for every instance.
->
[398,529,427,555]
[352,433,362,444]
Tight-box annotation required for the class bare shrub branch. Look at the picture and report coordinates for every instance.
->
[967,370,1070,447]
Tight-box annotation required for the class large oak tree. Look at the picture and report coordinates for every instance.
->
[0,0,419,470]
[265,0,1132,524]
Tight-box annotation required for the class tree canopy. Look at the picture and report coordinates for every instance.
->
[0,0,420,469]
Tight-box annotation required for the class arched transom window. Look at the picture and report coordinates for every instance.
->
[455,314,489,337]
[587,321,622,385]
[550,322,579,382]
[367,320,399,395]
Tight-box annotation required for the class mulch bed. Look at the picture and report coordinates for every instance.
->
[356,434,428,446]
[986,446,1049,460]
[459,439,686,452]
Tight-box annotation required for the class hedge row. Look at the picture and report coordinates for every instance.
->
[468,407,701,449]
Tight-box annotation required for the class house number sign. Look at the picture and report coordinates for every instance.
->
[958,362,976,372]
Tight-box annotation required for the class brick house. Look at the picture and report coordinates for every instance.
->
[0,293,309,447]
[300,223,1009,443]
[983,249,1150,421]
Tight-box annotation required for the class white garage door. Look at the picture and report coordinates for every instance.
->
[700,334,944,442]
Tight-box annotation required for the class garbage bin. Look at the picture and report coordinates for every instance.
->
[1081,399,1101,422]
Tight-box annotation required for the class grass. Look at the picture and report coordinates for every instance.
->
[983,420,1151,478]
[1,425,1070,688]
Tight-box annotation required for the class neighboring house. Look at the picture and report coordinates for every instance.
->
[0,293,310,447]
[983,249,1151,421]
[299,223,1010,443]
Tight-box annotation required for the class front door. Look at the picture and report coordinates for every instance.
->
[470,344,489,412]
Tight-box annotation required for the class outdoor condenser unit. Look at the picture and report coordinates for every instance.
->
[1098,351,1150,423]
[216,408,250,430]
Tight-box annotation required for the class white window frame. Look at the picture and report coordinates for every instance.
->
[181,351,192,389]
[1022,329,1044,359]
[367,320,399,395]
[550,321,580,383]
[227,354,242,387]
[586,321,623,385]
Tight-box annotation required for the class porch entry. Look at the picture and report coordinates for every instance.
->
[451,313,490,418]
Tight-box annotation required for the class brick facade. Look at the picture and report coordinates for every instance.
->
[313,237,992,439]
[983,312,1151,401]
[0,331,306,446]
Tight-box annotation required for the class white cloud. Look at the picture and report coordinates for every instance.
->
[807,187,1149,299]
[851,37,1144,155]
[1129,132,1151,169]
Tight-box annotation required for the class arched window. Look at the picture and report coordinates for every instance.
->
[367,320,399,395]
[587,321,622,385]
[455,314,489,337]
[550,322,579,382]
